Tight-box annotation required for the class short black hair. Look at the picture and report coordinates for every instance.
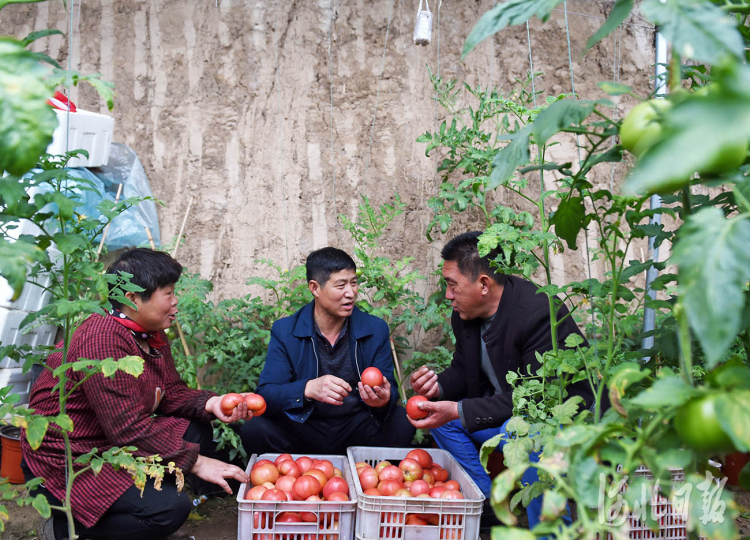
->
[306,247,356,286]
[106,248,182,308]
[441,231,506,285]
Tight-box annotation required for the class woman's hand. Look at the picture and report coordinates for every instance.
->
[205,395,253,423]
[190,455,248,494]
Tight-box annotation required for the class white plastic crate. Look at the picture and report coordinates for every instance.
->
[237,453,357,540]
[602,466,715,540]
[347,446,484,540]
[47,109,114,167]
[0,367,34,405]
[0,307,57,369]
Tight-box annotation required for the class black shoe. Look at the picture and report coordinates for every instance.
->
[36,518,60,540]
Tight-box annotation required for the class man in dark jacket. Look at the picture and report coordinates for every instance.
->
[409,232,593,527]
[240,247,414,455]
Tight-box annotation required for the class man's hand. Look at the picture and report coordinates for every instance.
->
[358,378,391,408]
[205,395,253,423]
[304,375,352,405]
[406,400,459,430]
[190,455,248,494]
[410,366,440,399]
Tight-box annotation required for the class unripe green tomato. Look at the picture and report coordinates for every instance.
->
[699,139,749,175]
[620,99,672,157]
[356,268,363,277]
[674,395,735,454]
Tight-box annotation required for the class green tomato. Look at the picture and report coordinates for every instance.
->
[674,395,735,454]
[619,99,672,157]
[699,138,749,175]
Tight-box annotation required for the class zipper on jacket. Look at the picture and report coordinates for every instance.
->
[310,337,320,379]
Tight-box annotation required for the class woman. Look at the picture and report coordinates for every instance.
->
[21,248,251,540]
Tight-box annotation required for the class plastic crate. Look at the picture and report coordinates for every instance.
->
[347,446,485,540]
[48,109,114,167]
[237,453,357,540]
[603,466,715,540]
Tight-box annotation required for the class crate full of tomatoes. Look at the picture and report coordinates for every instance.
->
[347,446,484,540]
[237,453,357,540]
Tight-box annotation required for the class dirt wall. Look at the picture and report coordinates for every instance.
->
[1,0,656,303]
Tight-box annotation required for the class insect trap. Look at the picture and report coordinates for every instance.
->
[413,0,433,46]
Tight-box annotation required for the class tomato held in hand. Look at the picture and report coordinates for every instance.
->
[361,367,384,388]
[220,393,245,416]
[674,394,735,454]
[406,395,429,420]
[245,393,266,416]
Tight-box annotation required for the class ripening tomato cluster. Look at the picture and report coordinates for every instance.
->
[246,455,351,540]
[355,449,464,500]
[221,392,267,416]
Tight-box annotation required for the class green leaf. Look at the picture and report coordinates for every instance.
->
[570,456,603,508]
[540,490,567,521]
[630,372,699,410]
[54,414,73,432]
[641,0,743,65]
[715,391,750,453]
[31,493,51,518]
[100,358,117,377]
[506,417,530,437]
[21,29,63,47]
[532,100,597,146]
[0,0,47,11]
[0,239,44,301]
[0,41,56,175]
[585,0,634,53]
[52,232,87,255]
[683,472,739,540]
[491,528,536,540]
[480,433,504,471]
[489,126,532,189]
[462,0,562,59]
[25,416,48,450]
[490,465,528,526]
[624,96,750,196]
[504,437,533,467]
[550,196,584,250]
[671,209,750,366]
[116,355,145,378]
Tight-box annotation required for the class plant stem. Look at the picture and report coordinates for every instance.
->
[676,302,694,386]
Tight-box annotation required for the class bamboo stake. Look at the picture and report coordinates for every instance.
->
[96,183,123,257]
[390,337,407,403]
[171,195,194,259]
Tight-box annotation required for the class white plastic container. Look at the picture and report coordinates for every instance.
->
[347,447,484,540]
[47,108,114,167]
[0,367,34,405]
[237,453,358,540]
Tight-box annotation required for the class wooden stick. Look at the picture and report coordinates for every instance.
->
[96,183,124,258]
[390,337,407,403]
[145,226,155,249]
[171,195,194,259]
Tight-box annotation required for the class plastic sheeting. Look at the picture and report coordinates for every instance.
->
[87,143,161,249]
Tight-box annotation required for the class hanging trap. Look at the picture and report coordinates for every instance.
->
[413,0,433,46]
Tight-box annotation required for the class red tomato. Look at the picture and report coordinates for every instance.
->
[378,479,403,496]
[278,460,302,478]
[405,514,428,525]
[220,393,244,416]
[312,459,335,479]
[322,476,349,499]
[251,463,279,486]
[406,448,433,469]
[398,458,423,482]
[292,475,321,500]
[359,468,379,490]
[245,485,267,500]
[274,453,294,467]
[364,487,382,496]
[275,475,296,493]
[296,456,313,473]
[379,465,404,483]
[444,480,460,491]
[304,469,328,490]
[440,490,464,500]
[431,465,449,483]
[277,512,302,522]
[361,367,384,387]
[429,486,447,498]
[326,491,349,501]
[245,393,266,415]
[409,479,430,496]
[260,488,287,501]
[406,395,429,420]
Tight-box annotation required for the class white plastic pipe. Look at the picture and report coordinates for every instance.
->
[641,26,668,354]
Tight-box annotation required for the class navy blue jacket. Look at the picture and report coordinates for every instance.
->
[257,302,398,423]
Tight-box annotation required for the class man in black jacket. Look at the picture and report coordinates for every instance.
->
[409,231,593,528]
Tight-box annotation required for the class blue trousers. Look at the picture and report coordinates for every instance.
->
[432,418,543,528]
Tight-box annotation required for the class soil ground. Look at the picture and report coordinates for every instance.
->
[3,485,750,540]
